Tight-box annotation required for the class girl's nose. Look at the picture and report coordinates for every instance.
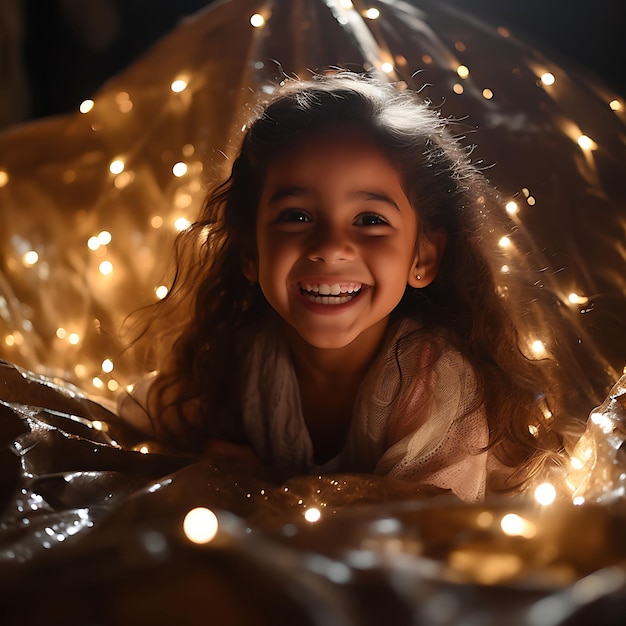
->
[306,223,355,264]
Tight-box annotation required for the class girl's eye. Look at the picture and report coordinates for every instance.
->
[355,213,389,227]
[276,209,311,223]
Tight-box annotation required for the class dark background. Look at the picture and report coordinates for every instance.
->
[17,0,626,123]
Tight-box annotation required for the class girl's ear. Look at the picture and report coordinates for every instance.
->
[407,229,447,288]
[241,254,259,282]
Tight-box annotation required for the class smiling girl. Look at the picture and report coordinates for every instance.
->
[120,72,563,501]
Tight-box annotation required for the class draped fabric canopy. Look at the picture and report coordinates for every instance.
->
[0,0,624,406]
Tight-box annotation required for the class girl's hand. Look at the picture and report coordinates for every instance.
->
[202,439,265,473]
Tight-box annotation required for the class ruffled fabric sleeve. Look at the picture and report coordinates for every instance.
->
[347,323,489,502]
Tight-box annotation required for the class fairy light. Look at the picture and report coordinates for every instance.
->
[526,196,536,206]
[0,170,8,187]
[68,333,80,345]
[155,285,169,299]
[55,327,67,339]
[101,359,114,373]
[609,99,622,111]
[304,508,321,522]
[92,377,104,389]
[500,513,536,538]
[22,251,39,267]
[498,236,511,249]
[528,424,539,437]
[540,72,556,86]
[99,260,113,275]
[568,293,589,305]
[87,236,101,251]
[573,496,585,506]
[79,99,94,114]
[381,62,394,74]
[172,162,188,177]
[577,135,597,151]
[151,215,164,229]
[174,217,191,231]
[183,507,219,544]
[109,159,125,175]
[456,65,470,79]
[534,482,556,505]
[107,380,119,392]
[250,13,265,27]
[482,88,494,100]
[339,0,353,7]
[501,264,510,273]
[453,83,464,94]
[570,456,584,470]
[531,340,546,356]
[364,8,380,19]
[5,335,15,347]
[170,78,188,93]
[98,231,112,245]
[505,201,518,215]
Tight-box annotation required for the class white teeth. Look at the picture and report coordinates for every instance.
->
[300,282,362,295]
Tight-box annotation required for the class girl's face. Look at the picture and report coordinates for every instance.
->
[247,127,438,351]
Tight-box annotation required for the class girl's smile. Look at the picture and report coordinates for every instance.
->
[248,126,435,352]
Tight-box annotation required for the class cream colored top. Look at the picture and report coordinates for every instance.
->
[119,319,491,502]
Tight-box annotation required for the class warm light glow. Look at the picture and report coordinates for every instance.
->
[452,83,464,94]
[0,170,8,187]
[170,78,188,93]
[155,285,169,299]
[183,507,219,544]
[68,333,80,345]
[534,482,556,505]
[501,265,510,274]
[5,335,15,347]
[573,496,585,506]
[500,513,536,538]
[79,99,95,114]
[456,65,470,79]
[498,236,511,249]
[151,215,164,229]
[101,359,114,373]
[482,88,494,100]
[250,13,265,27]
[339,0,353,7]
[526,196,536,206]
[568,292,589,305]
[304,508,321,522]
[109,159,125,175]
[92,377,104,389]
[364,7,380,19]
[107,380,119,392]
[505,201,518,215]
[99,260,113,275]
[22,250,39,266]
[577,135,597,151]
[139,445,149,454]
[540,72,556,86]
[172,162,188,177]
[609,99,622,111]
[528,424,539,437]
[174,217,192,231]
[381,62,394,74]
[98,231,112,245]
[87,236,101,251]
[92,420,104,431]
[56,327,67,339]
[570,456,584,470]
[531,340,546,356]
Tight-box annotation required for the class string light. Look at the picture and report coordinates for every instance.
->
[304,508,321,522]
[79,99,94,114]
[170,78,188,93]
[99,260,113,275]
[456,65,470,79]
[534,482,556,505]
[540,72,556,86]
[183,507,219,543]
[250,13,265,27]
[109,159,125,175]
[172,162,188,177]
[577,135,597,151]
[381,62,394,74]
[364,8,380,19]
[609,99,622,111]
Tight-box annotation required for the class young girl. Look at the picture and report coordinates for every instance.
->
[120,72,564,502]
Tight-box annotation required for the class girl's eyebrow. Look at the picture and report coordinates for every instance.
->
[267,188,400,211]
[267,187,309,205]
[353,190,400,211]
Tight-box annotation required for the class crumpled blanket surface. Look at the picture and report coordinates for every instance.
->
[2,359,626,626]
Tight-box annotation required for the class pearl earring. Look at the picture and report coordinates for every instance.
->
[415,273,422,280]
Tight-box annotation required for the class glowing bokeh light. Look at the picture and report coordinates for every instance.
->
[109,159,125,175]
[381,62,394,74]
[364,8,380,19]
[97,231,112,245]
[170,78,188,93]
[456,65,470,79]
[500,513,537,538]
[577,134,597,150]
[99,260,113,275]
[0,170,8,187]
[174,217,192,231]
[155,285,169,299]
[505,201,518,215]
[540,72,556,86]
[22,251,39,267]
[172,162,188,177]
[250,13,265,27]
[183,507,219,544]
[534,482,557,505]
[498,236,511,249]
[482,88,494,100]
[304,507,322,522]
[101,359,114,373]
[79,99,95,114]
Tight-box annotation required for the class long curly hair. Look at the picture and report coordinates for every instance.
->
[133,72,569,487]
